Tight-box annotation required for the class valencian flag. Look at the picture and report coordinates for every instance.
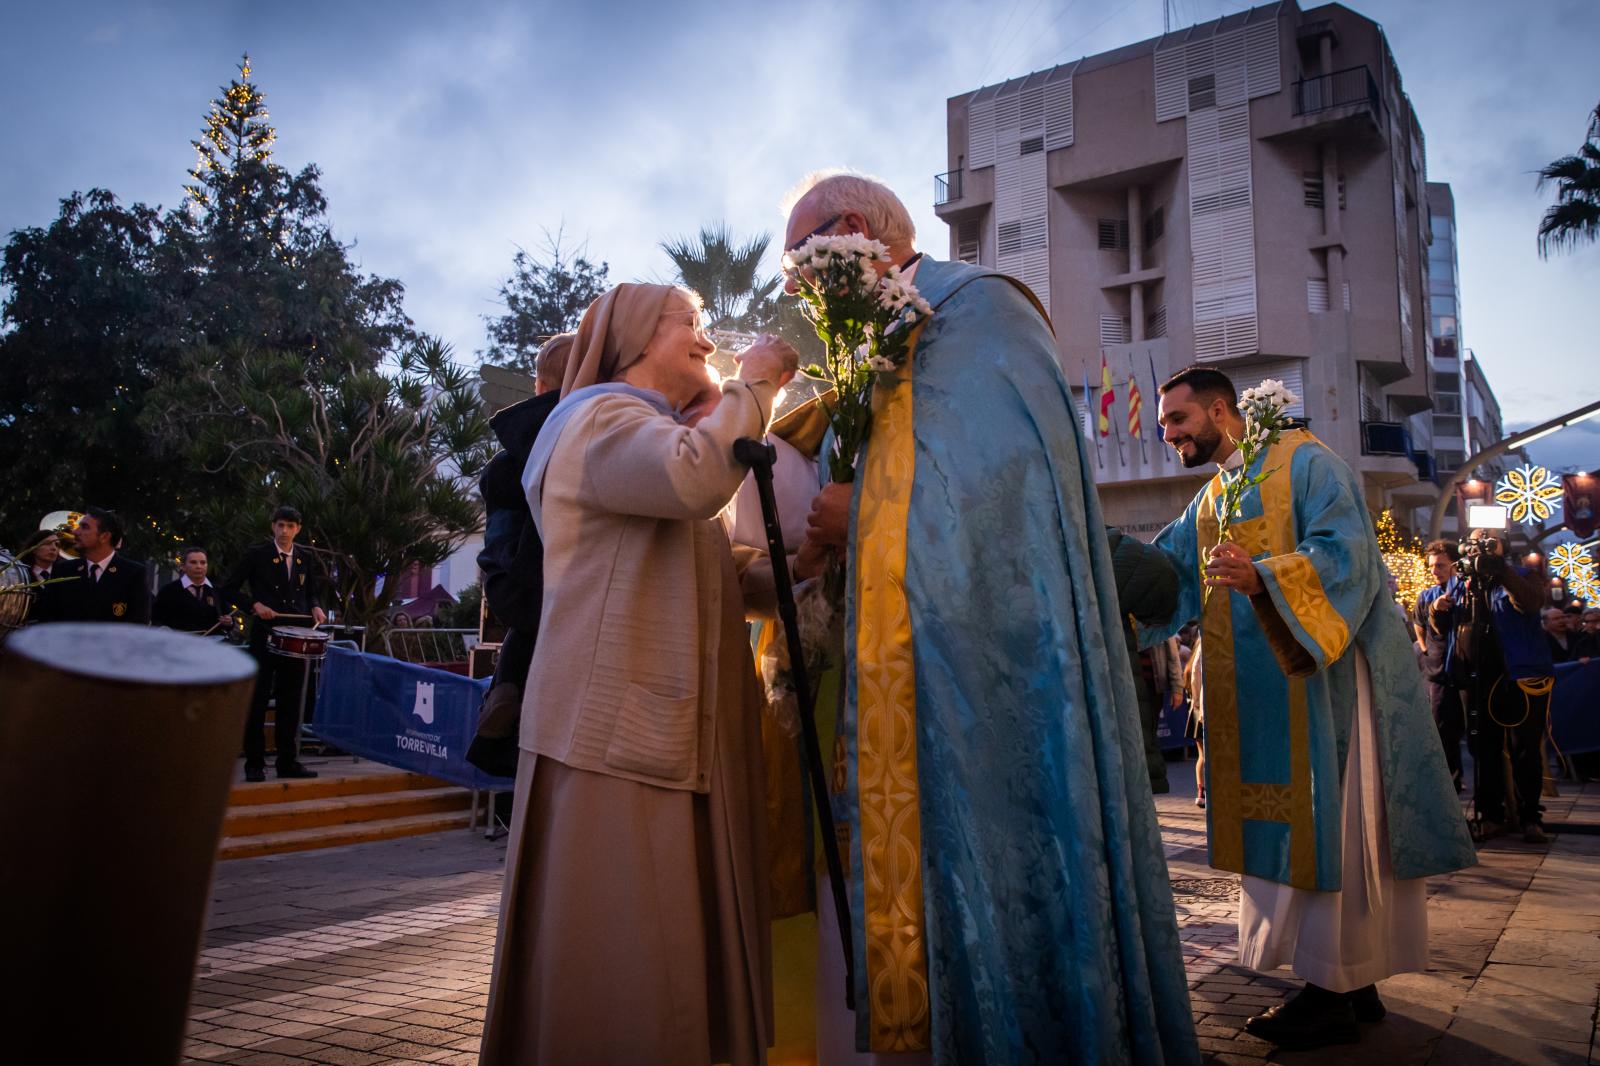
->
[1098,355,1115,438]
[1566,472,1600,539]
[1127,372,1144,438]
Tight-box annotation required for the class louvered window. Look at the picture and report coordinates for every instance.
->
[1307,278,1350,312]
[1188,74,1216,111]
[1097,218,1129,250]
[1146,305,1168,338]
[1144,206,1164,248]
[957,219,980,264]
[1021,136,1044,155]
[1242,359,1307,417]
[1099,315,1131,345]
[1302,172,1346,209]
[1188,102,1258,360]
[998,221,1023,256]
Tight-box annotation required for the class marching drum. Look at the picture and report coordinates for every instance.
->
[267,625,329,661]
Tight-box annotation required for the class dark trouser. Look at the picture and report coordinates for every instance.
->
[1471,676,1550,827]
[243,628,318,770]
[1429,680,1465,788]
[491,625,536,690]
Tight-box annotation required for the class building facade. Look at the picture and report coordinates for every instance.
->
[933,1,1448,536]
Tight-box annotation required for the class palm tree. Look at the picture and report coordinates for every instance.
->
[1536,103,1600,258]
[659,223,779,328]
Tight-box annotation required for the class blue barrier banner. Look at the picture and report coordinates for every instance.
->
[1551,660,1600,756]
[1157,699,1196,751]
[313,644,514,791]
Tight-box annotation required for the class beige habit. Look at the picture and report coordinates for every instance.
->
[481,283,782,1065]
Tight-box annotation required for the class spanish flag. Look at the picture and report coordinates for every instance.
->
[1127,372,1143,438]
[1098,355,1115,438]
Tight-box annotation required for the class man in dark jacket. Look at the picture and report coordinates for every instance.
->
[219,506,327,782]
[1415,541,1465,789]
[56,507,150,624]
[1105,525,1181,793]
[1430,532,1553,842]
[153,546,230,633]
[467,334,571,777]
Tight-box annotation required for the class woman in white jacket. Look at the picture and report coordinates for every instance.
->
[481,282,797,1066]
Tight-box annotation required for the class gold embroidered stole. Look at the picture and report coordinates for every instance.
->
[852,330,931,1051]
[1197,430,1321,889]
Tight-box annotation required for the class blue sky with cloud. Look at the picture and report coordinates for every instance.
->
[3,0,1596,454]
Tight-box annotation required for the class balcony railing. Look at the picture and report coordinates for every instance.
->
[934,169,963,206]
[1292,65,1382,121]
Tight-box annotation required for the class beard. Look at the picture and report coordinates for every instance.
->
[1174,421,1225,468]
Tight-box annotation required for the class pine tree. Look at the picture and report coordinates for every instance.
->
[177,56,410,361]
[185,54,276,217]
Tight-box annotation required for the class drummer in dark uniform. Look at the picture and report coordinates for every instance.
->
[219,506,326,782]
[152,546,230,634]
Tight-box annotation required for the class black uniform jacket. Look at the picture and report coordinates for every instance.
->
[219,541,325,624]
[55,554,152,624]
[152,578,229,633]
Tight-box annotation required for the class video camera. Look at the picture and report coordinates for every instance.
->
[1455,534,1507,579]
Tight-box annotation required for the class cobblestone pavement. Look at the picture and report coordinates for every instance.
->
[183,770,1600,1065]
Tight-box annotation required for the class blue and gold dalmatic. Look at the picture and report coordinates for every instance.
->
[1143,430,1475,892]
[835,256,1199,1065]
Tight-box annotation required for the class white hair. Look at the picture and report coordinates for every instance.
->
[781,169,916,246]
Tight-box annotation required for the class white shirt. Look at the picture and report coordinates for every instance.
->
[85,551,116,582]
[181,575,213,590]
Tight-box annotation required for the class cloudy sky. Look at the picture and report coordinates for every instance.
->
[3,0,1596,458]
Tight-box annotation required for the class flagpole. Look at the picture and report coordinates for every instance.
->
[1084,362,1103,469]
[1148,353,1165,464]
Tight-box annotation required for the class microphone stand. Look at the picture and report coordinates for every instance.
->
[733,437,856,1012]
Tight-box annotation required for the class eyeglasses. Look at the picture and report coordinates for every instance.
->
[660,309,708,335]
[786,214,841,252]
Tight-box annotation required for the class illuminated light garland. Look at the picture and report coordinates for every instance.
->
[1551,542,1595,581]
[1377,508,1431,611]
[1494,464,1563,525]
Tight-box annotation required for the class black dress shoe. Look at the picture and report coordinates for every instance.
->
[1245,986,1360,1049]
[276,763,319,779]
[244,766,266,783]
[1349,984,1387,1022]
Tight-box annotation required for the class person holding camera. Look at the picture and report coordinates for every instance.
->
[1415,541,1466,790]
[1429,531,1554,843]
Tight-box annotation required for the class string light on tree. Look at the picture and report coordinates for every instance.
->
[1494,464,1563,525]
[1376,508,1430,611]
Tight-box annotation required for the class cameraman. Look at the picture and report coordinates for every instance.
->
[1429,530,1554,843]
[1415,541,1465,790]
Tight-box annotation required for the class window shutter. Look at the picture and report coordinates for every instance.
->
[1044,74,1074,149]
[1244,20,1280,98]
[1307,278,1330,313]
[968,95,995,169]
[1154,46,1187,122]
[1099,315,1130,345]
[1241,359,1306,417]
[957,220,980,264]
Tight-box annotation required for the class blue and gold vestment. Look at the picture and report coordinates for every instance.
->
[836,256,1199,1065]
[1143,430,1475,891]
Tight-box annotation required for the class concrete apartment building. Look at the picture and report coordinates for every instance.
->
[932,0,1461,536]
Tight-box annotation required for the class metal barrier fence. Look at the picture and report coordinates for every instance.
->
[381,627,478,672]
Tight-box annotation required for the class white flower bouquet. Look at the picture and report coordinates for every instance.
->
[1216,378,1300,545]
[782,234,933,482]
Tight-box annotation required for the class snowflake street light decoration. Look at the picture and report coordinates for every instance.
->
[1569,567,1600,608]
[1494,464,1563,525]
[1551,542,1595,581]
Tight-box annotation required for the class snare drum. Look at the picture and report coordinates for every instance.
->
[268,625,329,661]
